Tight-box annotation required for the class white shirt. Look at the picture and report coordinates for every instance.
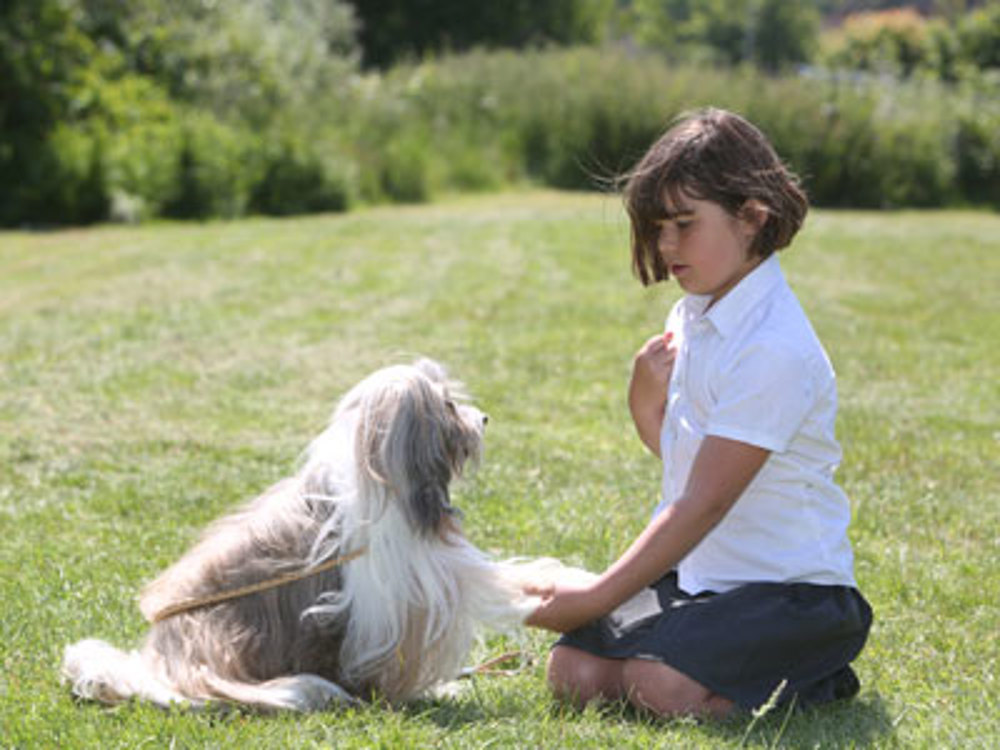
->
[655,255,856,594]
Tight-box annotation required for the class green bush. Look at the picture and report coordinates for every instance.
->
[248,137,350,216]
[373,47,998,209]
[93,74,185,221]
[345,78,434,204]
[5,38,999,225]
[955,4,1000,72]
[505,49,667,188]
[820,8,933,78]
[352,0,612,68]
[952,82,1000,207]
[744,77,957,209]
[819,5,1000,82]
[0,0,359,225]
[36,123,111,225]
[0,0,108,225]
[634,0,820,72]
[161,114,254,219]
[377,135,432,203]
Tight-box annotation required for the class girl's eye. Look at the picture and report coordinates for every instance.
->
[675,220,692,230]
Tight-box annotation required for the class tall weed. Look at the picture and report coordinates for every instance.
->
[365,48,998,208]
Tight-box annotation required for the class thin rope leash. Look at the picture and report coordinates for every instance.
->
[149,547,367,623]
[459,650,533,678]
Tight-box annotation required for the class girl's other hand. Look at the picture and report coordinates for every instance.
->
[628,331,677,456]
[634,331,677,389]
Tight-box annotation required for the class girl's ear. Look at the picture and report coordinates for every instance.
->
[739,199,769,235]
[737,199,769,252]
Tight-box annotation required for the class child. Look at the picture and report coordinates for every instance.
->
[527,108,872,719]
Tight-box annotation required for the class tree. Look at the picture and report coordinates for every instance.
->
[633,0,820,71]
[956,2,1000,70]
[0,0,111,224]
[0,0,361,225]
[74,0,360,126]
[820,7,933,76]
[349,0,613,68]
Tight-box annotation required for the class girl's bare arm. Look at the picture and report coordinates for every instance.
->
[527,435,770,632]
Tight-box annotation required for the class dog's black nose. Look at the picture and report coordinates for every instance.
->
[482,413,490,426]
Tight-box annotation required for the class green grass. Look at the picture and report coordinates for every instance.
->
[1,191,997,748]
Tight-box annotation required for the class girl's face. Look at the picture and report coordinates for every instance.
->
[655,192,763,309]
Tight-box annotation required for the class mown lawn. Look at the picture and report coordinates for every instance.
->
[1,191,997,748]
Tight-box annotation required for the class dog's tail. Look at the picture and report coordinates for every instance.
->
[62,639,194,708]
[198,673,360,712]
[62,639,357,712]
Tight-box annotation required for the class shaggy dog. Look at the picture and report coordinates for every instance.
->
[63,359,580,711]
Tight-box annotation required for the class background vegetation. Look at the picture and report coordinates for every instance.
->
[2,192,997,746]
[2,0,999,226]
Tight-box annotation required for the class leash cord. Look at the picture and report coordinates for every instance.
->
[459,650,532,678]
[148,547,367,623]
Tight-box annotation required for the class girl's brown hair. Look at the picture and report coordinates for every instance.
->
[623,108,808,286]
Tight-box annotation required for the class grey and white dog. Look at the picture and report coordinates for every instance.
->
[63,359,585,711]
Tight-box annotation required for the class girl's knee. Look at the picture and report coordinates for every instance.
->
[546,646,623,707]
[621,658,733,719]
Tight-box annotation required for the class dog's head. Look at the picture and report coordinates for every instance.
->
[330,359,487,537]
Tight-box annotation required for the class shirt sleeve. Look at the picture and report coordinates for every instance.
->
[705,339,815,453]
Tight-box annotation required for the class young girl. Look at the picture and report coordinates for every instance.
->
[527,108,872,719]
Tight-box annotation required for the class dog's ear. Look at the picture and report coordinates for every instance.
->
[356,372,464,536]
[386,378,460,536]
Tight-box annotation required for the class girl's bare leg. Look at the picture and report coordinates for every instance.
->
[546,645,626,707]
[621,658,735,719]
[547,646,734,719]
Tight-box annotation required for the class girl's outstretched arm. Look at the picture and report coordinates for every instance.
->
[629,332,676,457]
[527,435,769,633]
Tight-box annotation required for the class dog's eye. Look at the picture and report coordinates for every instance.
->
[444,399,458,414]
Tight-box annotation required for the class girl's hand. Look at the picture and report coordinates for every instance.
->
[629,331,677,456]
[633,331,677,393]
[525,582,604,633]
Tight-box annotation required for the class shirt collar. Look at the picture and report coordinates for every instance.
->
[699,254,785,338]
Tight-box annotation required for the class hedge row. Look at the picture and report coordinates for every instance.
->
[5,47,998,225]
[369,48,1000,209]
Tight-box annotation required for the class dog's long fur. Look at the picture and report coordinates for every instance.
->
[63,359,584,712]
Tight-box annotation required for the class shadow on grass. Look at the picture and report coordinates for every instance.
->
[396,680,515,729]
[702,692,895,747]
[399,682,895,747]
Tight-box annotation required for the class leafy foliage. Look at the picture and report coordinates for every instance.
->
[632,0,821,71]
[75,0,360,125]
[3,1,1000,225]
[0,0,359,226]
[249,137,351,216]
[350,0,613,68]
[819,4,1000,80]
[353,47,999,208]
[0,0,106,224]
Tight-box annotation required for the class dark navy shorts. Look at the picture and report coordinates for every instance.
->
[555,572,873,710]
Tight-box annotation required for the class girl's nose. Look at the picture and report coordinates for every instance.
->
[657,224,677,254]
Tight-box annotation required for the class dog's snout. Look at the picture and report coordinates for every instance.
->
[482,413,489,427]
